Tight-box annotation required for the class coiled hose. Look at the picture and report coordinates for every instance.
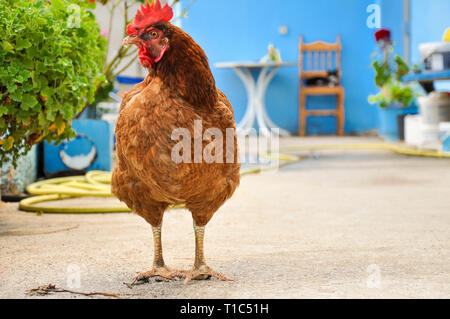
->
[19,143,450,214]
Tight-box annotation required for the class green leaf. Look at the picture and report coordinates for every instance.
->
[10,90,23,102]
[2,41,14,53]
[0,105,8,116]
[38,112,46,126]
[35,61,47,74]
[46,110,56,121]
[51,0,64,11]
[61,105,73,120]
[40,87,53,98]
[7,64,19,76]
[7,83,17,93]
[21,94,38,110]
[15,38,32,50]
[15,69,31,83]
[0,67,8,79]
[85,1,97,10]
[2,136,14,151]
[22,81,33,92]
[32,75,48,88]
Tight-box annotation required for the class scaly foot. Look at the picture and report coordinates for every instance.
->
[133,267,185,284]
[183,265,232,285]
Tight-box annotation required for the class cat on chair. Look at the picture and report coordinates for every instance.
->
[305,70,339,87]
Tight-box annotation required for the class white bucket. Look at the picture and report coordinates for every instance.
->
[405,114,440,145]
[405,114,422,146]
[420,124,441,143]
[418,92,450,128]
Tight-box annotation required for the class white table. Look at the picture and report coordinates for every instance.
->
[215,61,296,136]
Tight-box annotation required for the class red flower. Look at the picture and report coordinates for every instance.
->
[375,28,391,43]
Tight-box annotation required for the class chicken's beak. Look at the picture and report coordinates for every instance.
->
[122,36,139,47]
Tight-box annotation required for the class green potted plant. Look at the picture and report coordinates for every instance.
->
[368,28,420,141]
[0,0,106,197]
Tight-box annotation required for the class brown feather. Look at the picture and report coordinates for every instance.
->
[112,23,240,227]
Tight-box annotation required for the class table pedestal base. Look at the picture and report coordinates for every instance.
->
[232,66,291,137]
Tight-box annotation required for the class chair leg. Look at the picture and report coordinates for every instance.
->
[299,93,306,136]
[337,92,345,136]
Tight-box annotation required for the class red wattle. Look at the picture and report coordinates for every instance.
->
[138,47,153,68]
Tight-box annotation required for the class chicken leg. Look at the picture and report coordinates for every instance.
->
[183,222,232,284]
[134,225,184,282]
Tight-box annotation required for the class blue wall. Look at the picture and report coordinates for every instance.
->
[410,0,450,63]
[379,0,404,56]
[410,0,450,91]
[180,0,411,135]
[182,0,387,135]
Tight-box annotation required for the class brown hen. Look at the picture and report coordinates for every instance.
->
[111,0,240,283]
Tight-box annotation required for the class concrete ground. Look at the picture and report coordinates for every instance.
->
[0,137,449,299]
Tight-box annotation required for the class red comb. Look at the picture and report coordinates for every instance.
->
[128,0,173,34]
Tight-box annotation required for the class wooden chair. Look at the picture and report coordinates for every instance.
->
[299,35,345,136]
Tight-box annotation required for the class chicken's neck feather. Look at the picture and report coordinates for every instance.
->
[152,25,218,110]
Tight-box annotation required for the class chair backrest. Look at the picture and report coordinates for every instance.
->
[299,35,342,87]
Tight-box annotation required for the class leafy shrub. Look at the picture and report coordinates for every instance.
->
[0,0,106,165]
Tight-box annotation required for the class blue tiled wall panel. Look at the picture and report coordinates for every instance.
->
[44,120,113,174]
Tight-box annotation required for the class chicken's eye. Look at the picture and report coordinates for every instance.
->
[150,31,158,38]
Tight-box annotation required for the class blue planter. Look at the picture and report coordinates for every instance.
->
[378,105,418,141]
[43,119,113,176]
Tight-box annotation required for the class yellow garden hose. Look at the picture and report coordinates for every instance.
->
[19,171,125,214]
[19,158,303,214]
[279,143,450,158]
[18,142,450,214]
[19,194,131,214]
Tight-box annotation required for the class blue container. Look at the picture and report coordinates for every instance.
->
[442,129,450,153]
[116,76,144,85]
[378,105,418,141]
[443,136,450,153]
[44,120,113,175]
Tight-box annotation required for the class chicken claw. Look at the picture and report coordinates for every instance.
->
[183,265,232,285]
[133,267,185,284]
